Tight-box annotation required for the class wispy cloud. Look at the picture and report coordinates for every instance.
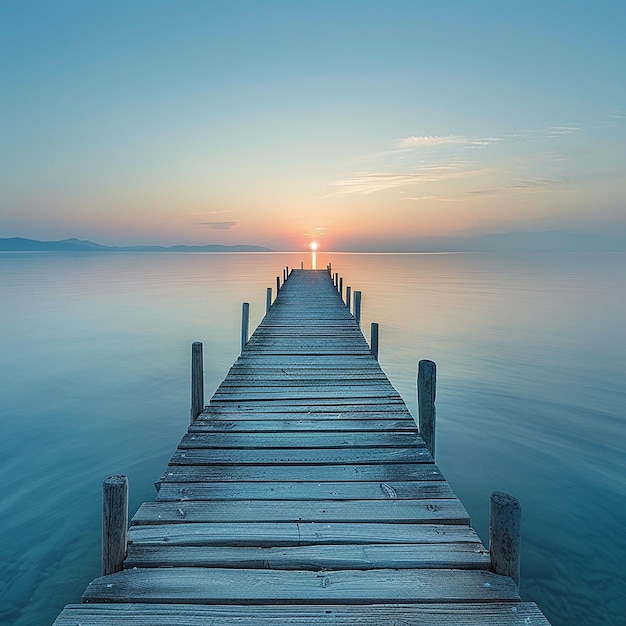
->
[330,163,488,196]
[198,221,239,230]
[395,135,501,149]
[401,195,464,202]
[466,177,561,197]
[304,226,327,238]
[189,209,231,216]
[547,126,581,136]
[329,122,590,199]
[396,135,470,148]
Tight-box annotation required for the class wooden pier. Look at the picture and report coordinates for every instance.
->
[54,269,551,624]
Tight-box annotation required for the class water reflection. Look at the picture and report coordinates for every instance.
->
[1,251,624,625]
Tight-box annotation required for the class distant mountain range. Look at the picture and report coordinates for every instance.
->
[2,231,626,253]
[0,237,273,253]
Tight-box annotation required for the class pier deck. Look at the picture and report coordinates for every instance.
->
[54,269,550,624]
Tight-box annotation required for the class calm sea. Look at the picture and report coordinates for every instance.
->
[1,251,624,625]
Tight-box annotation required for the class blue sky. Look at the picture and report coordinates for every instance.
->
[2,1,625,250]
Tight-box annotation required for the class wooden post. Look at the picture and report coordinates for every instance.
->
[300,261,304,270]
[283,268,287,283]
[241,302,249,354]
[276,275,280,294]
[339,276,343,298]
[266,287,272,314]
[346,286,351,312]
[102,475,128,575]
[371,322,379,360]
[417,359,436,458]
[353,290,362,326]
[490,491,522,587]
[286,266,289,278]
[334,272,339,288]
[190,341,203,424]
[328,263,332,275]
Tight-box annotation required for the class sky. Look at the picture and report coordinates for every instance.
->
[1,0,625,251]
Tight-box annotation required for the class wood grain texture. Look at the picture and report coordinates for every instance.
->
[178,431,424,449]
[168,446,432,466]
[127,522,484,547]
[159,463,444,483]
[124,543,490,570]
[188,418,417,432]
[130,499,470,525]
[55,602,552,625]
[155,480,454,501]
[82,567,521,603]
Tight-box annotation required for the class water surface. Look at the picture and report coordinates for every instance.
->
[1,251,624,625]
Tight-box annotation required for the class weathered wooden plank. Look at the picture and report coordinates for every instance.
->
[204,403,410,414]
[178,431,424,449]
[155,480,454,501]
[227,365,387,375]
[232,354,383,365]
[241,348,373,356]
[160,463,443,482]
[125,542,489,570]
[210,394,405,405]
[188,418,417,432]
[127,522,485,547]
[131,499,469,525]
[219,375,391,383]
[214,382,400,392]
[210,393,404,404]
[246,334,368,342]
[82,567,521,603]
[169,446,431,465]
[196,409,415,421]
[54,602,553,626]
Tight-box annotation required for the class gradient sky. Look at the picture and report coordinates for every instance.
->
[2,1,625,250]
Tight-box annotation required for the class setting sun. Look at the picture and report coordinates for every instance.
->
[310,242,318,251]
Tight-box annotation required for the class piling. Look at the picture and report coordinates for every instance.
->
[266,287,272,314]
[102,475,128,576]
[190,341,203,424]
[371,322,379,360]
[417,359,436,458]
[241,302,250,354]
[353,290,362,326]
[489,491,522,587]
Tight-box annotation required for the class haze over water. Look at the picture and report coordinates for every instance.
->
[1,251,624,625]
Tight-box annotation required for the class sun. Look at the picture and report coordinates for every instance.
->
[310,242,318,251]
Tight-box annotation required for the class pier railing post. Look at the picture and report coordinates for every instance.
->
[417,359,436,458]
[339,276,343,298]
[346,286,351,311]
[266,287,272,314]
[190,341,204,424]
[276,276,281,294]
[102,475,128,575]
[371,322,379,360]
[490,491,522,587]
[353,290,362,326]
[241,302,250,354]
